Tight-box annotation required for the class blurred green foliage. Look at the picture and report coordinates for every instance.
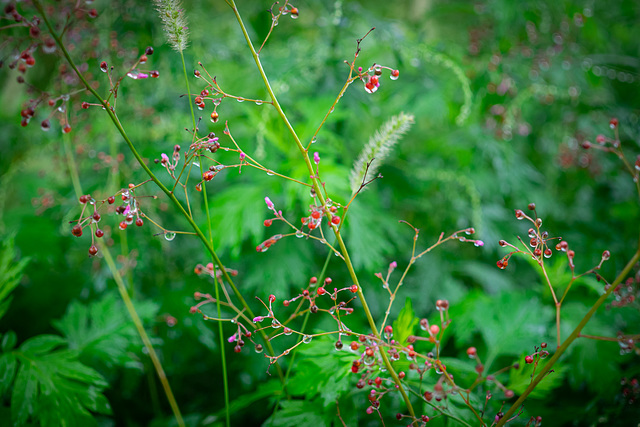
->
[1,0,639,425]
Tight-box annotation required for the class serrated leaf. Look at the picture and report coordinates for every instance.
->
[52,292,158,369]
[10,337,111,426]
[392,298,419,346]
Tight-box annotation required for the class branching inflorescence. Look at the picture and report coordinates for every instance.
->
[11,0,639,426]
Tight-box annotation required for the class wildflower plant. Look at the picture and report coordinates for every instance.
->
[2,0,640,426]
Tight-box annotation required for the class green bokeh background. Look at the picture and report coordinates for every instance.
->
[1,0,639,425]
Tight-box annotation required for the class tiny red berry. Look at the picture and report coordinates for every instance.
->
[525,355,534,364]
[264,219,272,227]
[467,347,477,358]
[135,218,144,227]
[317,287,326,296]
[88,245,98,256]
[72,225,82,237]
[81,102,89,109]
[609,118,618,128]
[350,284,358,293]
[95,229,104,238]
[150,70,159,78]
[268,294,276,303]
[107,196,115,204]
[331,215,340,225]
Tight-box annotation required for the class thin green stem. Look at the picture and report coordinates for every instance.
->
[101,244,186,427]
[181,49,231,427]
[497,247,640,426]
[34,0,284,383]
[228,0,416,419]
[62,133,82,197]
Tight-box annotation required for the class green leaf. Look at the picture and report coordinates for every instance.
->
[2,330,17,351]
[0,353,17,397]
[392,298,419,346]
[10,335,111,426]
[20,335,66,355]
[52,292,158,369]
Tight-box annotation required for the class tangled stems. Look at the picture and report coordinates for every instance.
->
[32,0,285,383]
[226,0,416,420]
[497,243,640,426]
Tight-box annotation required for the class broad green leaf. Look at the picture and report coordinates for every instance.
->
[392,297,419,346]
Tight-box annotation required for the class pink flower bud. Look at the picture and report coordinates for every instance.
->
[313,152,320,165]
[265,197,274,209]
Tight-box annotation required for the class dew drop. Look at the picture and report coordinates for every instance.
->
[271,319,282,329]
[295,230,304,238]
[311,137,317,144]
[164,231,176,241]
[334,251,340,257]
[283,327,292,336]
[255,101,263,106]
[302,334,313,344]
[266,170,274,176]
[390,74,399,81]
[254,344,263,353]
[193,161,200,167]
[236,98,244,103]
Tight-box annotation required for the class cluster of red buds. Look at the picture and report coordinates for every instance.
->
[497,203,561,269]
[358,64,400,94]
